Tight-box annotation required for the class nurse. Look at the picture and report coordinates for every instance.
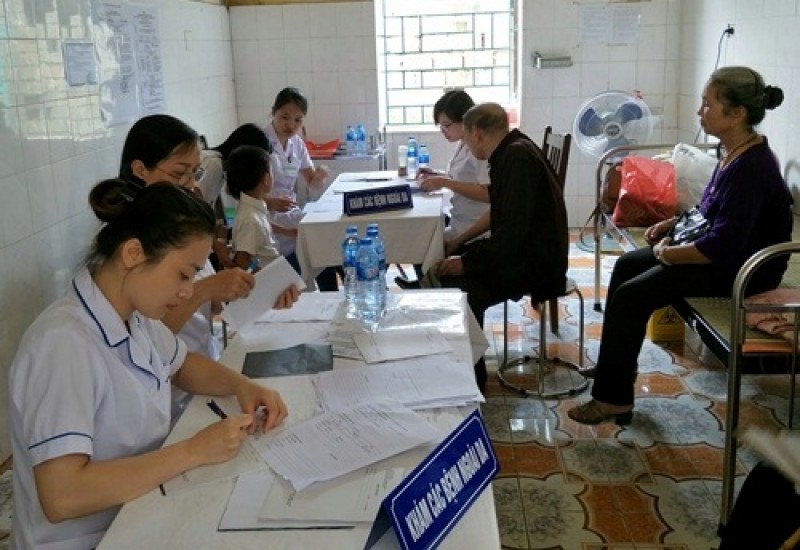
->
[264,87,338,291]
[8,180,288,549]
[120,114,299,360]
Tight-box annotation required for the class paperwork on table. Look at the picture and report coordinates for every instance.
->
[222,256,306,332]
[352,327,452,363]
[255,292,341,324]
[250,401,440,491]
[313,355,484,412]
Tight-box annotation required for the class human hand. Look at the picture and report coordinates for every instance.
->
[266,195,298,213]
[212,239,234,268]
[198,268,255,303]
[235,381,288,434]
[652,237,673,265]
[188,414,252,466]
[419,175,449,192]
[645,218,676,245]
[437,256,464,277]
[310,165,329,187]
[444,238,462,257]
[273,284,300,310]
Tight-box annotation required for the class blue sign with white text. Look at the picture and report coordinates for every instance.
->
[364,409,498,550]
[343,184,413,216]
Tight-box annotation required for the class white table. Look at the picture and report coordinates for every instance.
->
[296,171,445,286]
[99,291,498,549]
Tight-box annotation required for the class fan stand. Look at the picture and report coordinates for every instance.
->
[576,230,623,254]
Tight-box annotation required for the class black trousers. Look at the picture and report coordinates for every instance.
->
[591,247,732,406]
[718,462,800,549]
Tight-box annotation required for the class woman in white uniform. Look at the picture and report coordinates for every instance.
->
[119,115,298,361]
[264,87,338,291]
[8,181,288,549]
[395,90,491,289]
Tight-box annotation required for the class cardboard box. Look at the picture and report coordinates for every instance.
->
[646,306,685,341]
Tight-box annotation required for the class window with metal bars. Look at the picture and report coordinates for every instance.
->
[376,0,519,128]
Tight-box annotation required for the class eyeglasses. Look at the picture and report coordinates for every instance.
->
[155,166,206,187]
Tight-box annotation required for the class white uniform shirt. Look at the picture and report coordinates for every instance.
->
[263,123,311,256]
[232,193,281,267]
[177,259,219,360]
[197,150,225,205]
[9,267,186,550]
[446,141,491,242]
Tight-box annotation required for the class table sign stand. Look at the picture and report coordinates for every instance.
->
[364,409,499,550]
[344,184,413,216]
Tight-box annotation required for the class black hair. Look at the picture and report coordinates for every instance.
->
[225,145,271,200]
[271,87,308,115]
[119,114,200,181]
[433,89,475,124]
[86,179,215,272]
[710,66,784,128]
[211,123,273,161]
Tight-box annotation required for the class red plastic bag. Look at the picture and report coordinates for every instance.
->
[611,156,677,227]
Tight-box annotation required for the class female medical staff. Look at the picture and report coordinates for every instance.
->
[264,87,338,290]
[8,181,288,549]
[119,114,298,360]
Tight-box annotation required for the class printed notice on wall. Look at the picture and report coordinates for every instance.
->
[90,0,165,126]
[130,3,165,115]
[63,40,98,86]
[580,4,640,46]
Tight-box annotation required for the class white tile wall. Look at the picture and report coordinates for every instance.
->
[0,0,236,457]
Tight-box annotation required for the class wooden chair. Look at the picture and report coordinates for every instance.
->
[497,126,587,398]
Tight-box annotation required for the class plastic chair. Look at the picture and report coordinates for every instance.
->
[496,127,588,398]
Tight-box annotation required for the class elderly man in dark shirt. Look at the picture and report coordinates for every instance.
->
[437,102,569,391]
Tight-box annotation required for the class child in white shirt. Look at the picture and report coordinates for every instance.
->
[226,145,284,271]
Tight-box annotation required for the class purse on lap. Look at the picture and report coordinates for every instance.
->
[669,206,709,244]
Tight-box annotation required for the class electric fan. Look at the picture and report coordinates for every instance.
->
[573,91,656,253]
[572,90,654,159]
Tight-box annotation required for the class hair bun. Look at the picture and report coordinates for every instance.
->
[764,85,784,110]
[89,178,141,223]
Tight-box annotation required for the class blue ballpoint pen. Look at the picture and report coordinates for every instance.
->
[247,258,260,273]
[206,399,228,420]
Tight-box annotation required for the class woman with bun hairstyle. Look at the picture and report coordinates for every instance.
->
[119,114,298,361]
[569,66,793,425]
[8,181,288,549]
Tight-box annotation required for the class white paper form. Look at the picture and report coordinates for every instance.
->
[162,440,265,495]
[255,293,341,324]
[259,465,405,522]
[313,355,483,412]
[353,327,452,363]
[250,401,441,491]
[222,256,306,332]
[218,472,353,531]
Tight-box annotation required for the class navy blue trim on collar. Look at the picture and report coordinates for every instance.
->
[72,277,163,391]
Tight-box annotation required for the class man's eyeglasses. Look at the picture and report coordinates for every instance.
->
[156,166,206,187]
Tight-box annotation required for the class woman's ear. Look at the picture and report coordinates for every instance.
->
[120,238,146,269]
[131,160,148,181]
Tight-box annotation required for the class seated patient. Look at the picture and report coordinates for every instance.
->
[436,102,569,391]
[8,181,287,549]
[226,145,283,272]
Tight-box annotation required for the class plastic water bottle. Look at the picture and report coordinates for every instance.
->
[356,237,382,326]
[407,137,418,179]
[418,144,429,170]
[366,224,386,308]
[345,125,356,153]
[341,225,360,314]
[356,124,367,154]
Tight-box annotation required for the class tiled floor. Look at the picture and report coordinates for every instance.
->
[474,234,799,550]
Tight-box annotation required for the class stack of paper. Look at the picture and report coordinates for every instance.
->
[249,401,440,491]
[313,355,484,412]
[352,327,452,363]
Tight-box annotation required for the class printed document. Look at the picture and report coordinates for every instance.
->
[353,327,452,363]
[222,256,306,331]
[250,401,440,491]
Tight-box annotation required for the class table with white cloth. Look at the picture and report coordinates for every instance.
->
[296,171,445,287]
[99,290,498,549]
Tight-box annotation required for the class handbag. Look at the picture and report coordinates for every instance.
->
[669,206,709,244]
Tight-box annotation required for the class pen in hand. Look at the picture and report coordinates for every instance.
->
[206,399,228,420]
[247,258,260,273]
